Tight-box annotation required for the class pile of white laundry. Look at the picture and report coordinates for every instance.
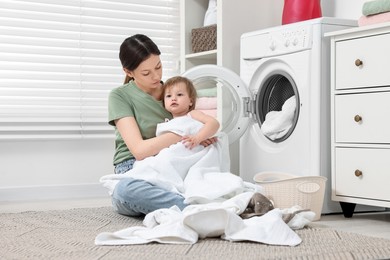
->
[95,192,315,246]
[96,115,314,246]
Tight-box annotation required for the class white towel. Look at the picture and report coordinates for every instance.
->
[95,192,303,246]
[100,115,242,203]
[261,96,296,140]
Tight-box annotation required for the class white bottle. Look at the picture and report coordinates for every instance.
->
[203,0,217,26]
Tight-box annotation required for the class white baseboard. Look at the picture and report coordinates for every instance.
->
[0,183,108,202]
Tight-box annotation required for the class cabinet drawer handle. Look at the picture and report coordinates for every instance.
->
[355,169,363,177]
[355,59,363,67]
[354,115,362,122]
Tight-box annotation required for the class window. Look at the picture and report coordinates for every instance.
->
[0,0,180,139]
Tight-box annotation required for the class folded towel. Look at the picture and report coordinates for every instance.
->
[196,97,218,110]
[261,96,296,141]
[197,87,217,97]
[358,11,390,26]
[363,0,390,16]
[197,109,217,118]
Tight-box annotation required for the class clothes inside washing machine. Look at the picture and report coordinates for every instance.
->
[256,74,299,142]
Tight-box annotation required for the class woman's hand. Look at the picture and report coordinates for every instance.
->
[182,135,218,149]
[200,136,218,147]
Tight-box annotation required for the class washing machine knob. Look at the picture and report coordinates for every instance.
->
[285,39,290,47]
[270,41,276,51]
[292,38,299,46]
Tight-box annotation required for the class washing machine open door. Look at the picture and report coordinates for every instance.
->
[182,64,251,144]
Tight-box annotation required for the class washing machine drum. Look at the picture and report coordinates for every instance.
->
[182,64,300,144]
[256,73,300,143]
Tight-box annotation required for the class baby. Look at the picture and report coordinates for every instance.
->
[161,76,220,149]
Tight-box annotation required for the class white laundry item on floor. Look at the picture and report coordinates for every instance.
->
[261,96,296,140]
[222,208,301,245]
[95,206,198,245]
[95,192,303,246]
[281,205,316,230]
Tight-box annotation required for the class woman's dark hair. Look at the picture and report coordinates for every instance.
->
[119,34,161,84]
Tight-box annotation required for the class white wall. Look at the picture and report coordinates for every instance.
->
[0,139,114,202]
[322,0,366,20]
[0,0,367,203]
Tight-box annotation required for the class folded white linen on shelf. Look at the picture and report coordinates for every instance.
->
[196,109,217,118]
[195,97,218,110]
[358,11,390,26]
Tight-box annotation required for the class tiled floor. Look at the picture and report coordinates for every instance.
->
[1,197,390,240]
[315,211,390,239]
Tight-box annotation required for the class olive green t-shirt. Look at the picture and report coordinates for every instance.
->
[108,81,172,165]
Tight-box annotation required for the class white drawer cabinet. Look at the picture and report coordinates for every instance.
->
[335,91,390,143]
[327,23,390,217]
[335,147,390,200]
[335,33,390,89]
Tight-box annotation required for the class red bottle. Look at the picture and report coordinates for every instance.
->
[282,0,322,25]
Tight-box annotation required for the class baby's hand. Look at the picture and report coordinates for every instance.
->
[182,135,201,149]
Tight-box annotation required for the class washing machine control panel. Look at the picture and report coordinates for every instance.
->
[241,24,313,59]
[270,25,312,54]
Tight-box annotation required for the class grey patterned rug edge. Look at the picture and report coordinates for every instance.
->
[1,206,390,260]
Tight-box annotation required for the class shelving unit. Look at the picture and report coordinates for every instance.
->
[180,0,216,71]
[180,0,283,74]
[179,0,283,174]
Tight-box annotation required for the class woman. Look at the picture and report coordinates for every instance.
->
[108,34,214,217]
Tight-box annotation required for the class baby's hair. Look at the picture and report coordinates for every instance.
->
[162,76,197,111]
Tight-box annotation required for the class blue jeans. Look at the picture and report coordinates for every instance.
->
[112,158,187,217]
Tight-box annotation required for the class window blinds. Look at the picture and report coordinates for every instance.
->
[0,0,180,140]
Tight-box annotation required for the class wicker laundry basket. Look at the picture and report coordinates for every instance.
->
[191,24,217,53]
[254,172,327,221]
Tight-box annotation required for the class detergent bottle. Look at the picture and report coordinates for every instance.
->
[282,0,322,25]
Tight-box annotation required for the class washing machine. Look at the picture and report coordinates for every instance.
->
[239,17,357,214]
[183,18,368,214]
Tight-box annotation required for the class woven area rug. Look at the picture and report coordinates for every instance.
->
[2,206,390,260]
